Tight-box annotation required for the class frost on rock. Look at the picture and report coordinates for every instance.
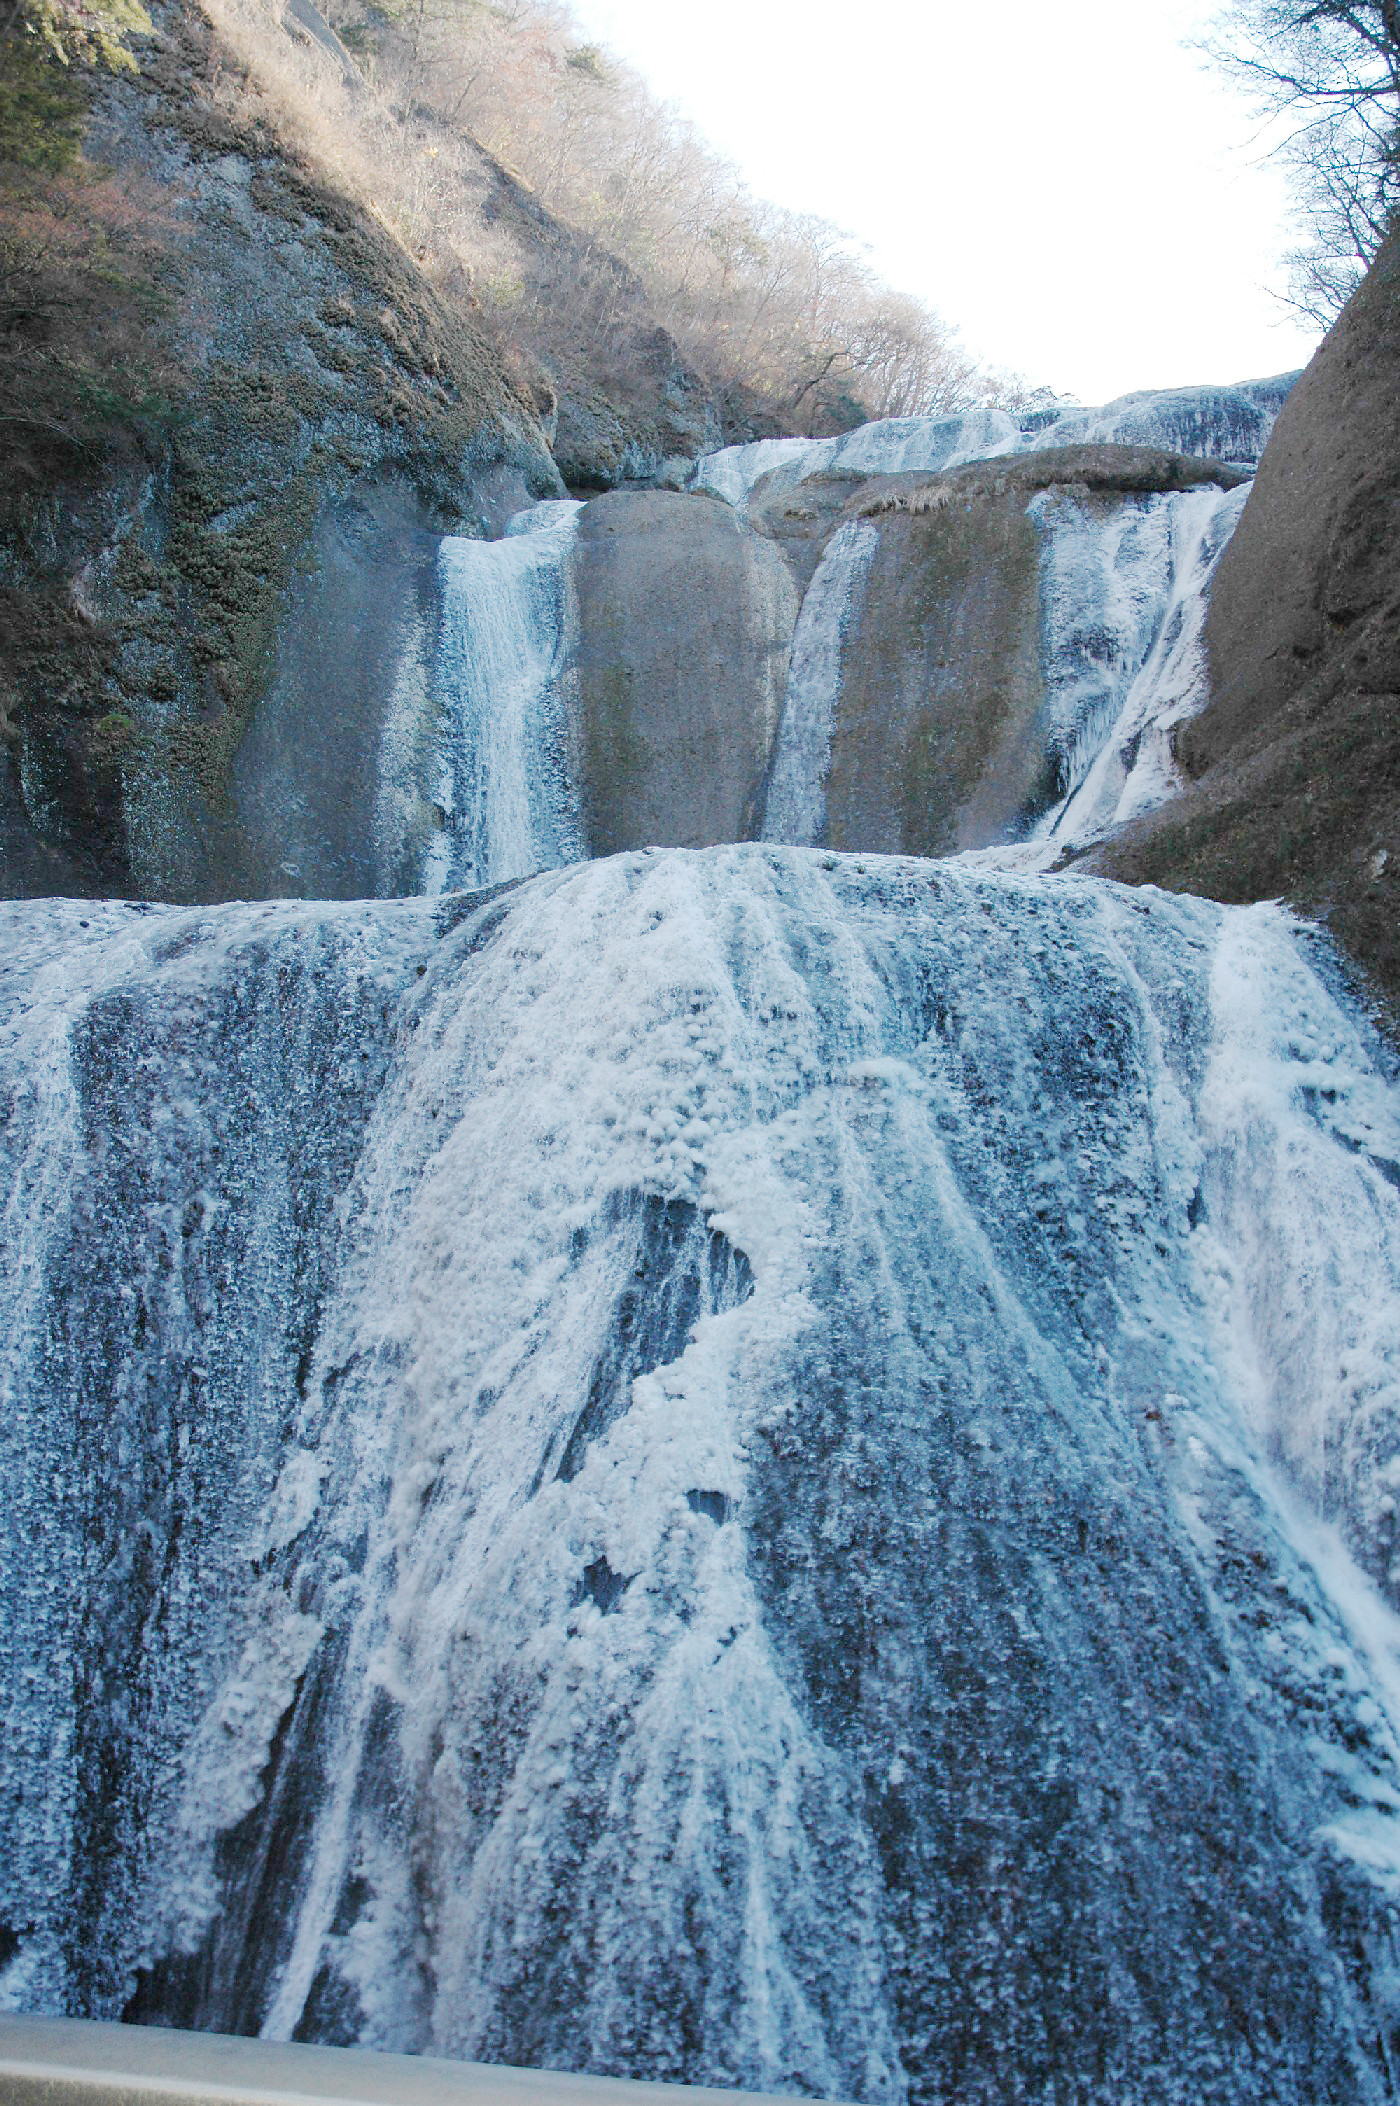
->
[428,502,586,892]
[2,851,1400,2104]
[691,411,1021,512]
[1023,480,1250,851]
[1024,372,1299,468]
[692,373,1299,514]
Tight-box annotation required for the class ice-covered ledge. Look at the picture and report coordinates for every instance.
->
[0,2015,834,2106]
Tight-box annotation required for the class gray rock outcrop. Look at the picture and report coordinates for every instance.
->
[1092,233,1400,1017]
[572,491,797,854]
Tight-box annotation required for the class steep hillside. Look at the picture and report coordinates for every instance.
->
[5,0,908,904]
[0,0,570,902]
[1090,229,1400,1019]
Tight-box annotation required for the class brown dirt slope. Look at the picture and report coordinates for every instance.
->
[1090,232,1400,1019]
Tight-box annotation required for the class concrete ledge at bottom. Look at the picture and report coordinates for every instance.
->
[0,2015,844,2106]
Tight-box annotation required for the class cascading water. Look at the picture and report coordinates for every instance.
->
[427,500,585,891]
[422,378,1294,876]
[3,850,1400,2103]
[760,522,878,846]
[691,410,1022,513]
[687,379,1296,862]
[4,365,1391,2105]
[1027,479,1251,850]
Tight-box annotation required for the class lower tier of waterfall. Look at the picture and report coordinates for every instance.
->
[2,848,1400,2104]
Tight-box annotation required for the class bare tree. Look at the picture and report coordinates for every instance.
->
[1204,0,1400,319]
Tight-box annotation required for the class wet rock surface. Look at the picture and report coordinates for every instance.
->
[572,492,797,854]
[0,1,563,906]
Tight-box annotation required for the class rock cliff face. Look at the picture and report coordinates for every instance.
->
[1091,233,1400,1017]
[0,2,563,904]
[573,492,797,855]
[0,0,769,907]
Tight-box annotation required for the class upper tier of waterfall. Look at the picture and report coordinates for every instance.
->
[402,373,1293,894]
[691,373,1298,514]
[3,849,1399,2102]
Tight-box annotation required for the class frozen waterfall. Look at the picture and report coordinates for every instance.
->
[692,372,1299,513]
[399,374,1295,878]
[3,850,1400,2102]
[428,501,585,891]
[760,521,878,846]
[692,409,1022,513]
[1028,479,1251,850]
[1024,371,1298,465]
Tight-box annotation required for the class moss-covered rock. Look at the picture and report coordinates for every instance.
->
[0,0,561,903]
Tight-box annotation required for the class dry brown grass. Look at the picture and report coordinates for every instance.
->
[189,0,1029,430]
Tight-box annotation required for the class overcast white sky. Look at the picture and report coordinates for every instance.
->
[567,0,1322,406]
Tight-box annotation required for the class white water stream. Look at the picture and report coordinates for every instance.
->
[429,500,585,891]
[1029,479,1251,850]
[760,521,878,847]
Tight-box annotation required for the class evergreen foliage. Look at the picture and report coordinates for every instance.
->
[17,0,153,74]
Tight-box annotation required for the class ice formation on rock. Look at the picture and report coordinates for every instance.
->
[692,374,1298,516]
[428,501,585,891]
[3,850,1400,2103]
[761,523,878,847]
[1027,479,1251,851]
[691,410,1022,513]
[1024,372,1298,466]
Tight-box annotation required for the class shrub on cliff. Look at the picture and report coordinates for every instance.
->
[0,0,174,484]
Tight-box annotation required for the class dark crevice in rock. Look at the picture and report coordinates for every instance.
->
[555,1192,753,1485]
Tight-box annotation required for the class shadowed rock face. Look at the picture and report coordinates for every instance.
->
[572,492,797,854]
[217,480,444,903]
[1091,236,1400,1018]
[0,0,565,908]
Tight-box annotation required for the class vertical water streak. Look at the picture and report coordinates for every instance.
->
[430,502,585,892]
[1030,480,1249,850]
[761,521,878,847]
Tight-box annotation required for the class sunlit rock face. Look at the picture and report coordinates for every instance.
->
[3,847,1400,2104]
